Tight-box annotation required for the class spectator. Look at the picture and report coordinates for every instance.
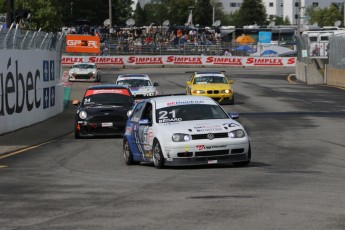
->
[224,49,232,56]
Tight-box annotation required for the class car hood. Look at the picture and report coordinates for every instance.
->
[191,83,230,90]
[157,119,242,134]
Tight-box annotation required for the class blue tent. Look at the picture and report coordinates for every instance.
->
[261,50,278,56]
[236,45,253,51]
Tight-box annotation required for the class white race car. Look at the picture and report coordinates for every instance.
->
[115,74,159,98]
[123,95,251,169]
[68,62,101,82]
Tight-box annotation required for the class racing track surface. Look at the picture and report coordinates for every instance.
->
[1,67,345,230]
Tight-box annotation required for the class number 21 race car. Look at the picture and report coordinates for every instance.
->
[123,95,251,169]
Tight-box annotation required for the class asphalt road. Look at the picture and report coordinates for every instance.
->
[1,67,345,230]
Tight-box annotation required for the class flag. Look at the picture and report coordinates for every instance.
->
[187,11,193,26]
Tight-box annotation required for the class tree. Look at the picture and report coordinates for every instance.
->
[143,3,169,26]
[167,0,194,26]
[133,2,144,26]
[193,0,213,26]
[236,0,267,26]
[306,3,342,27]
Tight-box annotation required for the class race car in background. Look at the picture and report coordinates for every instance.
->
[68,62,101,82]
[72,84,134,138]
[122,95,251,169]
[115,74,159,99]
[186,71,235,105]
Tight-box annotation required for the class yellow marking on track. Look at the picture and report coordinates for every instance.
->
[0,165,7,168]
[0,139,56,160]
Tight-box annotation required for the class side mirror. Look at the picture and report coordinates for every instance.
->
[186,81,192,85]
[228,80,234,84]
[72,100,80,106]
[153,82,159,86]
[228,113,239,119]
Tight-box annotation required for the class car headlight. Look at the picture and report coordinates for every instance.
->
[79,111,88,119]
[221,89,231,93]
[70,71,76,76]
[193,90,205,94]
[228,129,245,138]
[146,92,155,96]
[172,133,191,142]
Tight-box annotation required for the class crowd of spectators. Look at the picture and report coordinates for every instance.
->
[64,24,225,55]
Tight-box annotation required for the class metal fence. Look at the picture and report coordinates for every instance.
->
[295,35,310,65]
[0,24,65,51]
[328,36,345,69]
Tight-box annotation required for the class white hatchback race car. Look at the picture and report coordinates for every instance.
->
[123,95,251,169]
[68,62,101,82]
[115,74,159,98]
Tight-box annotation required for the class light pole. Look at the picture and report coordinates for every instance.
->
[109,0,112,34]
[295,0,302,35]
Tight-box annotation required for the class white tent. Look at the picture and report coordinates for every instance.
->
[250,46,295,57]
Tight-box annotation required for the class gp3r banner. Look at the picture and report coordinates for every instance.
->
[61,55,296,67]
[65,35,100,53]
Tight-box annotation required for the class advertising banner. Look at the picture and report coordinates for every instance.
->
[65,35,100,53]
[61,55,296,67]
[0,50,63,134]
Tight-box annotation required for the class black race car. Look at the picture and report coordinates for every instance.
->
[73,84,134,138]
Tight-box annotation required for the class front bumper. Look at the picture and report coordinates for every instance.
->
[69,74,98,82]
[162,139,249,166]
[192,92,233,102]
[76,121,125,137]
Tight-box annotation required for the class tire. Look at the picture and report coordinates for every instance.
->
[232,144,251,167]
[153,140,164,169]
[123,139,139,165]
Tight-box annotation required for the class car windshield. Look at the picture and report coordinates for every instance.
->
[193,75,227,84]
[82,93,132,106]
[73,64,95,69]
[156,104,228,123]
[117,79,152,87]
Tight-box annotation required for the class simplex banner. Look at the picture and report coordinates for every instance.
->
[61,55,296,67]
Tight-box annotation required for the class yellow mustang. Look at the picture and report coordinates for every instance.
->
[186,71,235,105]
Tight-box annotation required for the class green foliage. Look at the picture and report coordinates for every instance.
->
[133,2,144,26]
[143,3,169,26]
[1,0,134,32]
[306,3,342,27]
[236,0,267,26]
[194,0,213,26]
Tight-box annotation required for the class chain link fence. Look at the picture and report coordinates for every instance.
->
[295,35,310,65]
[0,25,65,51]
[328,36,345,69]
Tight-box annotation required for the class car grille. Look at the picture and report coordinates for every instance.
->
[207,90,220,94]
[192,132,228,140]
[195,150,229,157]
[75,74,92,79]
[90,115,125,123]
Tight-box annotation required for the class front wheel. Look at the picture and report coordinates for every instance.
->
[123,139,139,165]
[153,141,164,169]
